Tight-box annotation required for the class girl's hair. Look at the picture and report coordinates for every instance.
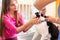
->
[1,0,18,37]
[3,0,10,14]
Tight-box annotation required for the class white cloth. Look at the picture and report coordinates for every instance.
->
[32,17,51,40]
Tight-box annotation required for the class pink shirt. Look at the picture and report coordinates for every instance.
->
[0,37,2,40]
[3,13,24,39]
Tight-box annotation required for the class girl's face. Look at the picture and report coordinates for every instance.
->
[9,0,18,12]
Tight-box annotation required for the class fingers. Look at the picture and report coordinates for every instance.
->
[40,7,46,16]
[32,17,40,24]
[34,18,40,24]
[32,15,36,19]
[41,7,46,11]
[41,10,46,16]
[45,16,53,22]
[45,16,50,21]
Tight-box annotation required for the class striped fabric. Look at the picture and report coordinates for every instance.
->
[55,0,60,19]
[56,0,60,40]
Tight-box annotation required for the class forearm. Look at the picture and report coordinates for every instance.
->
[23,23,33,32]
[56,19,60,24]
[16,20,33,33]
[52,18,60,24]
[34,0,56,10]
[52,18,58,23]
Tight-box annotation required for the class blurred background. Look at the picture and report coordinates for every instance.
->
[0,0,56,40]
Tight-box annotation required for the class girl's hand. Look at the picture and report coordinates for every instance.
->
[30,16,40,24]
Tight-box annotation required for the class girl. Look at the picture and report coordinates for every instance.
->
[1,0,40,40]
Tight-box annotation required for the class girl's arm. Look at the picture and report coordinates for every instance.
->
[4,15,39,33]
[17,17,40,33]
[17,13,40,32]
[16,19,34,32]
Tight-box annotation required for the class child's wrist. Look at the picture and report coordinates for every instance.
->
[29,19,34,25]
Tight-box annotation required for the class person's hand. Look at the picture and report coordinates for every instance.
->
[30,16,40,24]
[45,16,56,23]
[58,26,60,30]
[41,7,46,15]
[39,7,46,16]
